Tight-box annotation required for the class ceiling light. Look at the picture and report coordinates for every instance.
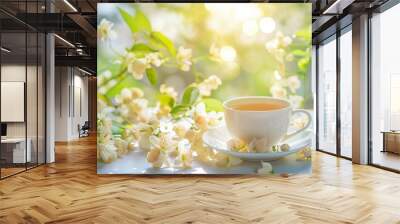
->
[1,47,11,53]
[78,67,92,76]
[54,34,75,48]
[63,0,78,12]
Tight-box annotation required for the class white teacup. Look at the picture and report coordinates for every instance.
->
[223,96,311,149]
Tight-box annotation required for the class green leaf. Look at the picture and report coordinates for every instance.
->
[146,68,157,86]
[151,31,176,56]
[291,49,306,57]
[295,25,311,42]
[201,98,224,112]
[158,94,175,108]
[298,58,310,71]
[118,7,152,34]
[181,86,199,106]
[105,74,138,98]
[131,43,157,53]
[170,105,190,118]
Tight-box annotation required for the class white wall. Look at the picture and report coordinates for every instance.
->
[54,67,89,141]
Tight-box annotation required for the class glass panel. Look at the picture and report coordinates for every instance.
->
[38,32,45,165]
[317,38,337,154]
[311,45,317,149]
[340,29,352,158]
[27,30,38,169]
[371,4,400,171]
[1,30,27,177]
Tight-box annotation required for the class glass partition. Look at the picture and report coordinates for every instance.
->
[339,28,352,158]
[370,3,400,171]
[0,1,46,179]
[317,37,337,154]
[1,30,28,177]
[27,30,38,169]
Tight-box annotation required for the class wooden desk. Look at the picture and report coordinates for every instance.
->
[381,131,400,154]
[1,138,31,163]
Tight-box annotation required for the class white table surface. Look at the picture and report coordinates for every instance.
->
[97,149,311,175]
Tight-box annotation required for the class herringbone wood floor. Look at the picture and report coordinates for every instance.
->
[1,136,400,224]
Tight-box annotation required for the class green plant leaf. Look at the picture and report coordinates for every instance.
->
[291,49,306,57]
[105,74,138,98]
[181,86,199,106]
[295,25,311,42]
[151,31,176,56]
[170,105,190,118]
[118,7,151,34]
[298,58,310,71]
[201,98,224,112]
[131,43,157,54]
[158,94,175,108]
[146,68,157,86]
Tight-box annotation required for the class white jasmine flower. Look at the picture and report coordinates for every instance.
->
[176,46,192,72]
[138,132,152,150]
[159,119,174,133]
[114,137,128,156]
[198,75,222,96]
[160,84,178,100]
[265,39,279,51]
[128,58,149,80]
[194,102,207,117]
[146,52,163,67]
[282,36,292,47]
[227,138,248,152]
[185,128,202,144]
[274,70,282,81]
[207,111,223,127]
[131,88,144,99]
[177,139,192,168]
[137,107,157,123]
[98,142,118,163]
[120,88,132,104]
[287,76,301,93]
[149,132,177,151]
[209,43,220,59]
[97,110,113,144]
[147,148,165,168]
[289,95,304,109]
[124,52,136,64]
[193,103,208,130]
[174,118,193,138]
[98,19,116,41]
[147,148,160,163]
[130,98,148,113]
[156,104,172,118]
[270,84,287,99]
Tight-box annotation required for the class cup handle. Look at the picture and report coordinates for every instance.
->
[283,109,312,140]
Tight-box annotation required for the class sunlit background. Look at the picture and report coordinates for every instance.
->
[98,3,311,108]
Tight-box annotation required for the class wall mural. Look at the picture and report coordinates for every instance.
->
[97,3,312,175]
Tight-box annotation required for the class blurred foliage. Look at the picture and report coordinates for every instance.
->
[98,3,312,111]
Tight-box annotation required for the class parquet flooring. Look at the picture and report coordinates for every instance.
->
[1,135,400,223]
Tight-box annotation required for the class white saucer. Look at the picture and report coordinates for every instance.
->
[202,125,312,161]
